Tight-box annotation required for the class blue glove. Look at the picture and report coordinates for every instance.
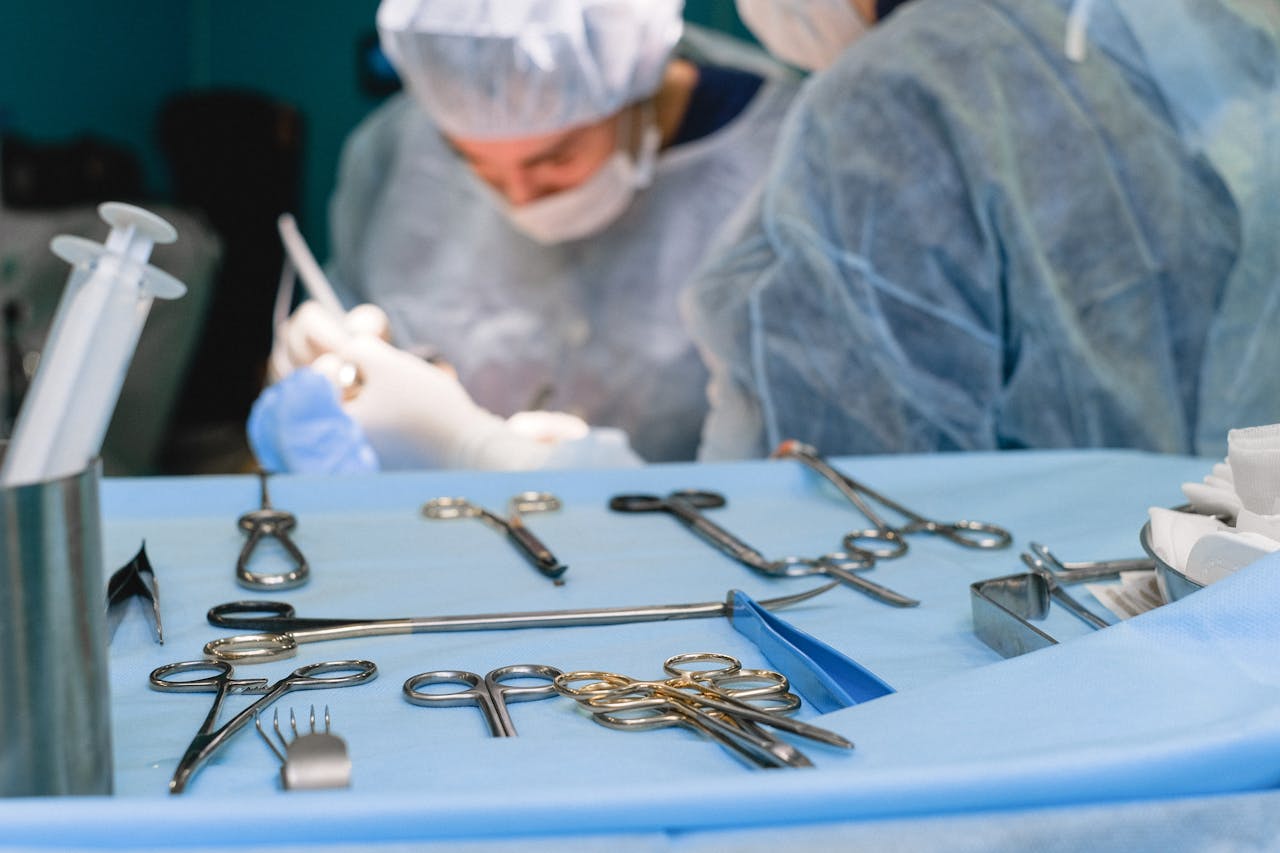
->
[246,368,380,474]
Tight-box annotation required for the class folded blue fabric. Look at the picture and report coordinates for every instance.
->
[729,590,894,712]
[246,369,379,474]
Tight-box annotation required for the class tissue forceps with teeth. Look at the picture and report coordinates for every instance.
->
[772,440,1013,558]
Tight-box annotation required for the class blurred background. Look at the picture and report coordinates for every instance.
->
[0,1,752,477]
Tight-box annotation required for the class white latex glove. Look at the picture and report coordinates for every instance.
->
[334,336,564,470]
[268,301,391,381]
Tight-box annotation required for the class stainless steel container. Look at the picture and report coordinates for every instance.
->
[0,460,111,796]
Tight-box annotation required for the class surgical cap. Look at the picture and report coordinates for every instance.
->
[376,0,684,139]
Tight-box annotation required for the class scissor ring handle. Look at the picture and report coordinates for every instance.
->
[203,632,298,663]
[663,652,742,681]
[421,497,482,519]
[842,528,909,560]
[486,664,564,702]
[149,659,238,691]
[933,520,1014,550]
[553,670,633,698]
[402,670,484,706]
[508,492,561,514]
[289,659,378,687]
[237,508,298,532]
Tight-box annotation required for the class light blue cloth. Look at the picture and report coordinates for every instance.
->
[684,0,1280,462]
[328,29,799,463]
[246,368,380,474]
[9,450,1280,850]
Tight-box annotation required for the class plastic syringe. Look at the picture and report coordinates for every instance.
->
[0,203,187,486]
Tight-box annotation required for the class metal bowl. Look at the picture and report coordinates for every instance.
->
[1139,520,1205,603]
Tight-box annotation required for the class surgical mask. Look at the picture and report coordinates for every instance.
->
[735,0,870,72]
[498,107,660,245]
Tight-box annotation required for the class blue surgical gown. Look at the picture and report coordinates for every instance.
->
[684,0,1280,461]
[327,31,799,463]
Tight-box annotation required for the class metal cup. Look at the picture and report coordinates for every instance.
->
[0,458,111,795]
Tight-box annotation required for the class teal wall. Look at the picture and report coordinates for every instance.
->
[1,1,751,259]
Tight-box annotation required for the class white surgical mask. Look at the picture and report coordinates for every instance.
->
[499,107,660,245]
[735,0,870,72]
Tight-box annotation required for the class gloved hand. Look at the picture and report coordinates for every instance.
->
[334,336,642,470]
[268,301,392,381]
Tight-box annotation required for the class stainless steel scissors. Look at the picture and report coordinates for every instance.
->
[403,664,563,737]
[148,658,376,793]
[237,470,310,590]
[608,490,918,607]
[201,581,837,663]
[423,492,567,584]
[772,440,1013,557]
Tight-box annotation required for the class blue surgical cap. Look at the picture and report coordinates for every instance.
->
[377,0,685,139]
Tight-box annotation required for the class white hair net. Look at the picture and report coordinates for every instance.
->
[377,0,684,139]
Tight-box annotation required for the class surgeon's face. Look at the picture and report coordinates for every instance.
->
[446,115,620,206]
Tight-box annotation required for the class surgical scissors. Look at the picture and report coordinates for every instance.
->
[403,664,563,737]
[237,469,310,590]
[608,490,919,607]
[772,440,1013,558]
[148,658,376,793]
[202,582,838,663]
[423,492,567,584]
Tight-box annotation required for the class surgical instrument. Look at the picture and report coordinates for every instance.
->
[403,664,562,737]
[149,658,376,793]
[256,705,351,790]
[772,440,1013,557]
[608,490,918,607]
[237,469,309,590]
[970,570,1110,658]
[202,582,839,663]
[1021,541,1153,580]
[1,203,186,487]
[423,492,567,583]
[556,653,853,768]
[106,542,162,644]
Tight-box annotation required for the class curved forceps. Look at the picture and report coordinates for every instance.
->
[608,491,918,607]
[773,440,1013,557]
[149,658,376,794]
[423,492,567,583]
[237,470,309,590]
[402,663,562,737]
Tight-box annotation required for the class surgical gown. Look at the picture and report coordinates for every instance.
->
[327,31,798,463]
[684,0,1280,461]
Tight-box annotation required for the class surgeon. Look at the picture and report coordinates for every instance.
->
[254,0,799,472]
[684,0,1280,461]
